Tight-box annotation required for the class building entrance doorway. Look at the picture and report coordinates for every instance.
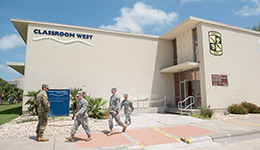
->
[180,80,193,100]
[180,80,201,108]
[174,69,201,108]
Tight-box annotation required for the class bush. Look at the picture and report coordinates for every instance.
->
[227,104,248,114]
[12,99,18,104]
[85,96,107,119]
[69,87,83,114]
[101,109,109,119]
[69,88,107,119]
[241,101,260,113]
[200,107,213,118]
[25,90,41,115]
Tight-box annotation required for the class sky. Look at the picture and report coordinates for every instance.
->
[0,0,260,81]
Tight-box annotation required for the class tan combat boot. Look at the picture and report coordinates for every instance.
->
[107,129,114,136]
[36,134,39,141]
[37,134,49,142]
[65,135,74,141]
[85,135,92,142]
[122,124,127,132]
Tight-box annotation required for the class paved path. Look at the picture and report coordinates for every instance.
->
[1,113,260,150]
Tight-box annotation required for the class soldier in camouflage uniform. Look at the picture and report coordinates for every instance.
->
[36,84,50,142]
[107,88,127,136]
[66,91,92,142]
[120,93,134,125]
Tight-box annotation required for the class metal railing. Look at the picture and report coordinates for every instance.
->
[150,94,166,108]
[130,94,166,111]
[103,94,167,114]
[178,96,195,115]
[130,96,149,110]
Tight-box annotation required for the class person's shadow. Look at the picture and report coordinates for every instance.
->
[101,130,120,135]
[28,136,37,141]
[73,136,85,142]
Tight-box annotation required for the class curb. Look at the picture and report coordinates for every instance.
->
[210,128,260,141]
[190,136,213,143]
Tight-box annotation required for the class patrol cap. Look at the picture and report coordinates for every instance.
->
[76,91,83,96]
[123,93,128,97]
[42,84,49,89]
[111,87,117,91]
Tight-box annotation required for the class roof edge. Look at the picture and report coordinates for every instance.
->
[189,16,260,35]
[160,16,195,38]
[7,62,25,75]
[160,16,260,40]
[11,18,159,41]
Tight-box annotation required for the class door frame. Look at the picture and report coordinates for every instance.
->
[180,79,194,101]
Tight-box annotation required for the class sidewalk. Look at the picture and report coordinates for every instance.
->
[1,113,260,150]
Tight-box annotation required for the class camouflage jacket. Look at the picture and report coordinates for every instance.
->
[109,94,120,113]
[74,98,89,118]
[120,99,134,114]
[36,90,49,113]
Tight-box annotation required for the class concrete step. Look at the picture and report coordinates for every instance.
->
[166,109,191,116]
[119,107,167,116]
[166,108,199,116]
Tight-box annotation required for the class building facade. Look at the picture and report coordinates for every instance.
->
[8,77,24,90]
[9,16,260,112]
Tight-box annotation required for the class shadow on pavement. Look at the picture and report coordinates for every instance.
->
[28,136,37,141]
[101,130,121,136]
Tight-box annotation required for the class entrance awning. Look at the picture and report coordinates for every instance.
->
[160,62,199,73]
[7,62,25,75]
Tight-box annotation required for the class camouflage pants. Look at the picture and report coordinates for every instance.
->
[71,116,91,136]
[108,112,124,129]
[36,112,48,135]
[124,113,131,124]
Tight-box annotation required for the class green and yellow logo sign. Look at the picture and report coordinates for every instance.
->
[209,31,222,56]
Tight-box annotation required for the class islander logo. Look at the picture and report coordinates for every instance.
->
[209,31,222,56]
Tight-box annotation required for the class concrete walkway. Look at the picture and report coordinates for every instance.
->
[1,113,260,150]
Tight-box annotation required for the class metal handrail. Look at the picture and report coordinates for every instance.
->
[178,96,195,115]
[103,95,166,113]
[130,96,149,110]
[150,95,166,108]
[130,94,166,110]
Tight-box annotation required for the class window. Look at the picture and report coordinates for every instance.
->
[172,39,177,65]
[193,29,199,62]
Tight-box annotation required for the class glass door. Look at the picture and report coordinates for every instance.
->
[174,69,201,107]
[180,80,194,107]
[180,80,193,100]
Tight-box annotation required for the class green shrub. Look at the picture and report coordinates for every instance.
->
[227,104,248,114]
[241,101,260,113]
[69,87,83,114]
[200,107,213,118]
[25,90,41,115]
[13,99,18,104]
[85,96,107,119]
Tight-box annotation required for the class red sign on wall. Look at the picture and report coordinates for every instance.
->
[212,74,228,86]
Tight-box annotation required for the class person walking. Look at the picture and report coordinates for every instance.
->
[107,88,127,136]
[36,84,50,142]
[120,93,134,125]
[66,91,92,142]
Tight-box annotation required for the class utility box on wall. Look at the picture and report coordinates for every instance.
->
[47,89,70,117]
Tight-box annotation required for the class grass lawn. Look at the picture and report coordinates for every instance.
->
[0,101,22,125]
